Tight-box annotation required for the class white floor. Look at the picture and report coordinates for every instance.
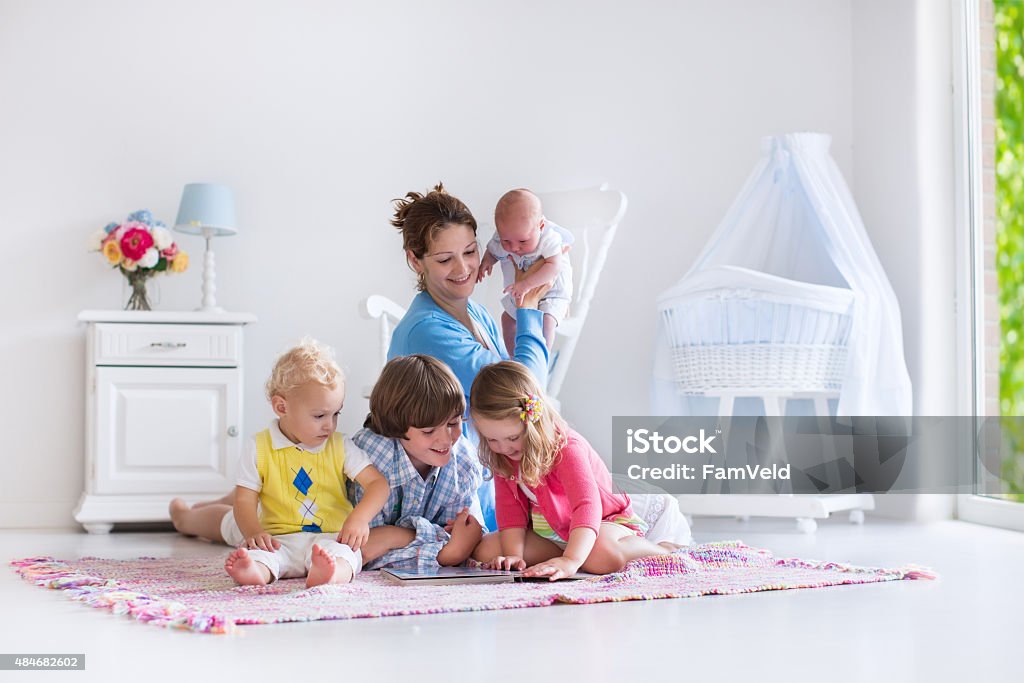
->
[2,516,1020,683]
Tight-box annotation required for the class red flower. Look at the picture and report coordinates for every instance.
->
[120,226,154,261]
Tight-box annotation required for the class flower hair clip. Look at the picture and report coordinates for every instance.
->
[520,395,543,424]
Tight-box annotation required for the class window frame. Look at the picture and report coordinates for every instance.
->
[954,0,1024,532]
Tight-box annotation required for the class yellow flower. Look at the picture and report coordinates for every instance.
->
[169,251,189,273]
[102,240,122,265]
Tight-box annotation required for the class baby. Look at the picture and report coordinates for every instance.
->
[478,188,573,354]
[222,339,390,588]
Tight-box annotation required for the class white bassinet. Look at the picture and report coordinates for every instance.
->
[650,132,912,531]
[653,133,911,417]
[659,265,854,409]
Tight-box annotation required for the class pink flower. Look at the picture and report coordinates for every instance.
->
[161,243,179,259]
[120,225,154,261]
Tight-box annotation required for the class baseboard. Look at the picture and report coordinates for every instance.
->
[870,494,956,521]
[0,500,80,530]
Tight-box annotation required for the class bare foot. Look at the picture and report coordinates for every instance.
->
[225,548,271,585]
[306,544,353,588]
[168,498,191,533]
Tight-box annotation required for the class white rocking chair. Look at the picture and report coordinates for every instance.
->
[361,184,626,401]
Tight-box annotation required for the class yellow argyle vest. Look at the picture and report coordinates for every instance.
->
[255,429,354,535]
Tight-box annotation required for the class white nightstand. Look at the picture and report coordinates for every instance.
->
[74,310,257,533]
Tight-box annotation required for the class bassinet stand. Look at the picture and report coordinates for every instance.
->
[676,391,873,533]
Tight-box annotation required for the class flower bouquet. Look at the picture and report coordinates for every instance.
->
[89,210,189,311]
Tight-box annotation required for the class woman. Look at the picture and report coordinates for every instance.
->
[388,183,550,404]
[387,183,552,529]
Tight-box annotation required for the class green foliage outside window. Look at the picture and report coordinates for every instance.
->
[994,0,1024,497]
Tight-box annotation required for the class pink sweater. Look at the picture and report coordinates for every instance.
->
[493,428,633,540]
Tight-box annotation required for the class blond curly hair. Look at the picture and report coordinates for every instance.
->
[265,337,343,400]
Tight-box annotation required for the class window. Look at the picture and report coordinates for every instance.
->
[956,0,1024,531]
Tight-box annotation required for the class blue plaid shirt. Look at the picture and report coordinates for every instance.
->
[347,427,485,570]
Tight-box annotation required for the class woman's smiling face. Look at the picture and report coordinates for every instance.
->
[411,224,480,304]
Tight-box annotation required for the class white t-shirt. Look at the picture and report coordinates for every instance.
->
[486,221,574,302]
[487,222,566,270]
[236,419,372,492]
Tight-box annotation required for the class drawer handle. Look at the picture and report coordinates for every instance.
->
[227,426,239,437]
[149,342,187,349]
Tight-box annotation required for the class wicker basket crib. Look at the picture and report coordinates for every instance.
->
[658,265,854,402]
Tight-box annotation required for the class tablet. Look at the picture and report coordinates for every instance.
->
[380,566,599,585]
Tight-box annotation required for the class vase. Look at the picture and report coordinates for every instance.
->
[124,271,154,311]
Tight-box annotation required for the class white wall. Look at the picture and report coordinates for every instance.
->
[851,0,958,520]
[0,0,859,528]
[852,0,958,417]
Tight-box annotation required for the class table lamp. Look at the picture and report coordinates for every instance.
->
[173,183,237,313]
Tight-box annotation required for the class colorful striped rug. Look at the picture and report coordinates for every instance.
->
[10,541,935,634]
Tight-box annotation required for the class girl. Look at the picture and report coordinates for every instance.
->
[470,361,678,580]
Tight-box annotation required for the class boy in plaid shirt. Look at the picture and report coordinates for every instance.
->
[349,354,486,570]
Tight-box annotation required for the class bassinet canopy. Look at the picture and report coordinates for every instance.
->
[652,133,912,416]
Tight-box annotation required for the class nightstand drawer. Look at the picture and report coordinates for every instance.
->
[94,323,242,367]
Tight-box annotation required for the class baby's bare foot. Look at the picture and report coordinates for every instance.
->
[657,541,687,553]
[225,548,270,585]
[306,544,353,588]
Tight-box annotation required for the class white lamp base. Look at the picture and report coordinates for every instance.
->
[197,233,224,313]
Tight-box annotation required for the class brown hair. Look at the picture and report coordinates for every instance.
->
[265,337,343,400]
[470,361,566,486]
[391,182,478,291]
[364,354,466,438]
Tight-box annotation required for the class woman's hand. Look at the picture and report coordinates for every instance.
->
[514,260,552,309]
[484,554,526,571]
[522,555,582,581]
[503,280,534,306]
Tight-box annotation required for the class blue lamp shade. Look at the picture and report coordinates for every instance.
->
[173,183,238,236]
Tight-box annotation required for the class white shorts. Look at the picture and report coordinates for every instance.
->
[501,296,571,326]
[220,509,362,582]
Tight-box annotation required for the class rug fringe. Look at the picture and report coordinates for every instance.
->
[898,565,938,581]
[9,557,233,634]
